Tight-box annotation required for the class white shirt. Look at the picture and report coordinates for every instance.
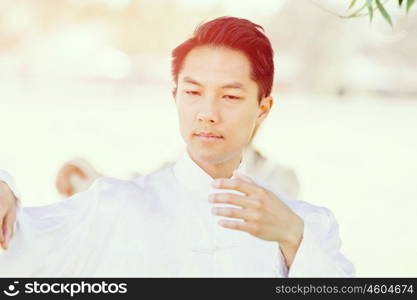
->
[0,152,355,277]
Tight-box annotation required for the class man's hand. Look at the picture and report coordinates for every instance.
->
[55,163,89,197]
[209,170,304,266]
[0,181,18,250]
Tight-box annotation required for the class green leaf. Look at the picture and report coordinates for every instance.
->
[407,0,415,12]
[376,0,393,26]
[348,0,357,9]
[399,0,404,7]
[366,0,373,22]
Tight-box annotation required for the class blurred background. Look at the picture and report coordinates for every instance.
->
[1,0,416,276]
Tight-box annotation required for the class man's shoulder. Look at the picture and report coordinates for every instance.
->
[91,176,141,193]
[130,164,175,189]
[84,164,175,198]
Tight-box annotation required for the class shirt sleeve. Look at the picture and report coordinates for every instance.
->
[286,207,355,277]
[0,172,101,277]
[0,176,140,277]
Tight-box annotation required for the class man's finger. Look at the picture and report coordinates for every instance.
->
[211,206,261,222]
[217,219,260,235]
[231,170,254,183]
[209,193,261,209]
[1,214,6,249]
[4,208,16,250]
[212,177,263,196]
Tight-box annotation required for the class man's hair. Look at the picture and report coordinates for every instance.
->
[171,16,274,102]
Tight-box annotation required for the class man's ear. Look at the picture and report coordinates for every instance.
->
[172,87,177,103]
[257,96,273,123]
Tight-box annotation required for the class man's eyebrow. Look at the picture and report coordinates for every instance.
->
[221,81,246,91]
[183,76,246,91]
[183,76,202,86]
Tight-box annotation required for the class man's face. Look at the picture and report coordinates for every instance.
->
[174,45,272,165]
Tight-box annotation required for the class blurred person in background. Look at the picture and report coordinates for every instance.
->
[55,135,300,199]
[0,16,354,277]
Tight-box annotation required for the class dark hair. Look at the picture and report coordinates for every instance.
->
[171,16,274,102]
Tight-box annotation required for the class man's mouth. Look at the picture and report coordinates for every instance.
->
[194,132,224,140]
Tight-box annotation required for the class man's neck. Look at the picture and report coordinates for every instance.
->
[187,149,242,179]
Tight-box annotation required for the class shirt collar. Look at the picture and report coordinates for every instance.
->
[173,149,248,195]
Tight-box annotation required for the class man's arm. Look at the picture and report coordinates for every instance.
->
[0,170,109,277]
[0,157,102,249]
[209,172,355,277]
[0,170,20,250]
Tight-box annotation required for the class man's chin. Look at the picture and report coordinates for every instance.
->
[187,147,236,165]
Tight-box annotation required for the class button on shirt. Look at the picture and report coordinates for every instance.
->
[0,152,355,277]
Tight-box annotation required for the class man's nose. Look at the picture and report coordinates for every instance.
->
[197,96,220,124]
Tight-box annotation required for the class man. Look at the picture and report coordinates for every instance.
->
[0,17,354,277]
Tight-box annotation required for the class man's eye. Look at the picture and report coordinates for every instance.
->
[223,95,242,100]
[185,91,200,96]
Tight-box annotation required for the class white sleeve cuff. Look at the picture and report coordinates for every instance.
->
[287,218,355,277]
[274,246,289,277]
